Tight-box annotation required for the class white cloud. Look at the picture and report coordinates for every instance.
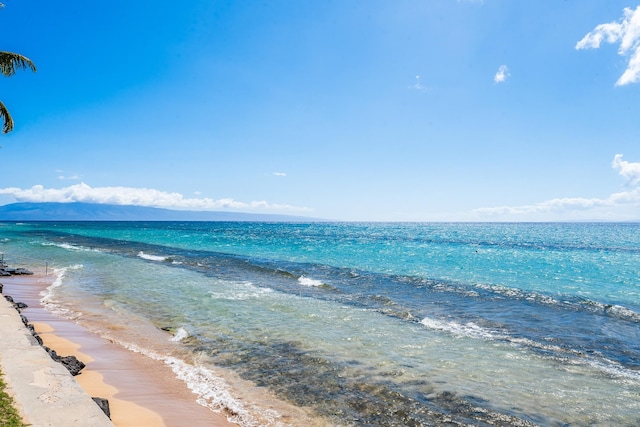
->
[576,6,640,86]
[273,172,287,177]
[0,183,311,212]
[612,153,640,185]
[473,192,639,216]
[493,65,510,83]
[473,154,640,220]
[57,174,82,181]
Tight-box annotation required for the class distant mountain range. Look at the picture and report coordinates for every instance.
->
[0,202,323,222]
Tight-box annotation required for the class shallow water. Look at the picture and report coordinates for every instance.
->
[2,221,640,426]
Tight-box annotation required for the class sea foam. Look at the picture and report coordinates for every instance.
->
[107,338,278,426]
[40,265,84,318]
[420,316,497,340]
[137,251,170,262]
[297,275,323,287]
[41,241,102,253]
[170,327,190,342]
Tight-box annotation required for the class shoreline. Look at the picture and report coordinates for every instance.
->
[1,273,235,427]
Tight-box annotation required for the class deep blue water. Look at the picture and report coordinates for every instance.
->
[2,221,639,426]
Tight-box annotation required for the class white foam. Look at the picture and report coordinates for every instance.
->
[581,357,640,383]
[43,242,81,251]
[40,265,84,317]
[41,241,102,253]
[420,316,497,340]
[474,283,560,306]
[137,251,170,262]
[297,276,323,287]
[606,304,640,321]
[171,327,190,342]
[209,282,273,301]
[421,316,640,384]
[111,339,270,426]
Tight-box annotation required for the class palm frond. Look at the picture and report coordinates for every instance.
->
[0,101,14,134]
[0,51,36,76]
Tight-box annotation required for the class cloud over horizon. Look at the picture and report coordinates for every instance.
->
[473,154,640,220]
[576,6,640,86]
[0,183,311,213]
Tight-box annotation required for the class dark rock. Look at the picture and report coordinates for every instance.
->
[14,301,28,309]
[4,295,13,303]
[14,268,33,275]
[43,346,86,376]
[92,397,111,419]
[59,355,86,376]
[22,317,44,345]
[0,270,11,276]
[32,333,43,346]
[0,282,3,293]
[43,345,57,358]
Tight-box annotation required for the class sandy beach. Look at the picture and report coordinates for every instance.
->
[1,273,234,427]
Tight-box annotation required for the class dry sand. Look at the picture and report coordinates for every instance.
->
[2,274,234,427]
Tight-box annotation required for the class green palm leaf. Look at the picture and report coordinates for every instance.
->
[0,100,14,134]
[0,4,37,134]
[0,51,36,76]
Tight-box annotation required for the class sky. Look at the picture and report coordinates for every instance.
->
[1,0,640,222]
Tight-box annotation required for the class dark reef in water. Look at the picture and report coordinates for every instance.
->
[184,335,541,426]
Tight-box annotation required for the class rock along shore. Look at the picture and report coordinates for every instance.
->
[0,281,113,427]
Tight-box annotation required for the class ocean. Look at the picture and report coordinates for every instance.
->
[1,221,639,426]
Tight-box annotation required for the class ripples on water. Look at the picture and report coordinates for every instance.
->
[3,222,640,426]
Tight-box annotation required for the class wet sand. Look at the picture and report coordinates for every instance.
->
[2,274,234,427]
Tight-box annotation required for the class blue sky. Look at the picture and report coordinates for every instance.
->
[1,0,640,221]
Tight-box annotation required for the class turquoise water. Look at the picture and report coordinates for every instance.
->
[1,222,640,426]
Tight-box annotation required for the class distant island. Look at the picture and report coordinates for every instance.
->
[0,202,323,222]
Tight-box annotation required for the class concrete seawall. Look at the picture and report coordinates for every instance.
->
[0,295,113,427]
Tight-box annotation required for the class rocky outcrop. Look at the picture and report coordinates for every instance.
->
[0,263,34,276]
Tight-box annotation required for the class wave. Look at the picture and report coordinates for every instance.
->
[297,275,324,287]
[137,251,172,262]
[170,327,190,342]
[107,338,279,426]
[208,282,274,301]
[40,241,103,253]
[420,315,640,383]
[473,283,561,305]
[420,316,499,340]
[473,282,640,322]
[40,264,84,318]
[137,251,181,264]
